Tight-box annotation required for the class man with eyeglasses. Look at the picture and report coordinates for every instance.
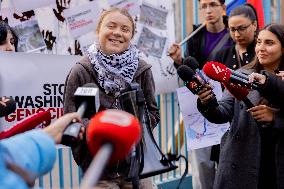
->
[168,1,233,189]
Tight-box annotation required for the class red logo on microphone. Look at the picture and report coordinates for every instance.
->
[189,81,198,89]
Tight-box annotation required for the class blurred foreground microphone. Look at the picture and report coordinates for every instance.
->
[203,61,260,90]
[0,96,16,117]
[177,65,218,106]
[80,109,141,189]
[61,83,99,146]
[0,111,51,139]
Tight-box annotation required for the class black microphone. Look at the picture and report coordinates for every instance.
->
[61,83,99,146]
[183,56,208,82]
[177,65,218,106]
[177,65,207,94]
[0,96,16,117]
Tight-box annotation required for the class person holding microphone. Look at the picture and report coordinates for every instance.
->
[63,7,159,189]
[168,1,233,188]
[0,112,83,189]
[197,23,284,189]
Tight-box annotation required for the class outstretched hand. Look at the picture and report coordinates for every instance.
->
[43,112,84,144]
[248,72,267,85]
[247,105,274,123]
[276,71,284,80]
[167,43,182,65]
[197,84,214,105]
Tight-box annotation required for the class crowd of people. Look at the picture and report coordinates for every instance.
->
[1,1,284,189]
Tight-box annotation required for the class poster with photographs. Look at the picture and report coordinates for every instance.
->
[107,0,123,5]
[109,0,140,16]
[12,19,46,52]
[11,0,54,12]
[136,26,167,58]
[139,2,168,30]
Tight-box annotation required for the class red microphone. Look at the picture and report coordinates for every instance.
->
[222,82,255,108]
[0,111,51,139]
[203,61,260,89]
[81,109,141,188]
[87,109,141,163]
[203,61,232,82]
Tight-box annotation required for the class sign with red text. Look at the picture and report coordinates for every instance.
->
[0,52,81,131]
[64,1,103,39]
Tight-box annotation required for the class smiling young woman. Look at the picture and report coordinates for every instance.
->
[63,7,159,189]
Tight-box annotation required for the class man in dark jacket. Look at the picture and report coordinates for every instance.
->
[168,0,233,189]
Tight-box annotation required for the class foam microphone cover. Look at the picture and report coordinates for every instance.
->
[222,82,249,101]
[0,96,16,117]
[0,110,51,139]
[87,109,141,163]
[203,61,231,82]
[183,56,199,70]
[177,65,195,82]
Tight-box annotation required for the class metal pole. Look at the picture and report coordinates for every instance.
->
[80,143,113,189]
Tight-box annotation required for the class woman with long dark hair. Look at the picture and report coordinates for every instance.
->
[197,23,284,189]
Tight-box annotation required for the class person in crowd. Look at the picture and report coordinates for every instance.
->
[168,1,233,188]
[0,112,83,189]
[248,71,284,108]
[63,7,159,189]
[208,3,258,163]
[213,3,258,70]
[0,21,18,52]
[197,23,284,189]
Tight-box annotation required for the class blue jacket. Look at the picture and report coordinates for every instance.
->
[0,130,56,189]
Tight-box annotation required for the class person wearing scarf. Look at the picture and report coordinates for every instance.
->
[63,8,159,189]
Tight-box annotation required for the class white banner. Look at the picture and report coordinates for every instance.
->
[11,0,54,12]
[177,81,230,150]
[0,52,81,131]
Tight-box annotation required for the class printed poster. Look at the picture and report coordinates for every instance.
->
[177,80,230,150]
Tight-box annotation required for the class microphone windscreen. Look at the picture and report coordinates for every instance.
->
[203,61,231,82]
[183,56,199,70]
[82,83,98,88]
[0,96,16,117]
[0,110,51,139]
[222,82,249,101]
[87,109,141,163]
[177,65,195,82]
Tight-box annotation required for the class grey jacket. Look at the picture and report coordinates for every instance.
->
[198,68,284,189]
[63,56,160,174]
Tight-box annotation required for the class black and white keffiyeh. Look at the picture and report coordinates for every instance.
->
[87,43,139,95]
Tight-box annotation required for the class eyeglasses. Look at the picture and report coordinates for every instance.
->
[229,23,252,34]
[199,2,222,10]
